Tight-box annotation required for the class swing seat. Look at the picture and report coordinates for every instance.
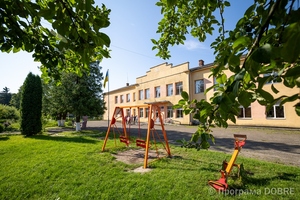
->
[208,177,228,191]
[120,135,129,145]
[136,139,149,148]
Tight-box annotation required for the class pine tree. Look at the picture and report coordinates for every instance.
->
[20,72,43,136]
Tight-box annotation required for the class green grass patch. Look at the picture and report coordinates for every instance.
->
[0,133,299,200]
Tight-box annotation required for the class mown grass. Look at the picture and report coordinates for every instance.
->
[0,131,299,200]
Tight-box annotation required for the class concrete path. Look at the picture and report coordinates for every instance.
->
[87,120,300,167]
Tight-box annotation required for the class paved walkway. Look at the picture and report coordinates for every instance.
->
[87,120,300,167]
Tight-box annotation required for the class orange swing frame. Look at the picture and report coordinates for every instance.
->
[101,103,172,168]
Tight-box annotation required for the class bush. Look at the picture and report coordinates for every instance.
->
[0,104,20,121]
[20,73,42,136]
[0,124,3,133]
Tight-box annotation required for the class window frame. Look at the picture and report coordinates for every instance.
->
[266,103,285,119]
[195,79,204,94]
[237,106,252,119]
[166,84,173,96]
[126,93,130,102]
[176,108,183,118]
[145,88,150,99]
[167,106,173,118]
[155,86,160,98]
[175,82,183,95]
[139,90,143,100]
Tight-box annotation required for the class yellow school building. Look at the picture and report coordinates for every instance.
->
[103,59,300,128]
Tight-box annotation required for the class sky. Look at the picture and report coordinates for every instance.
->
[0,0,251,93]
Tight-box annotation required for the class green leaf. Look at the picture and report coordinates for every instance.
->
[271,84,279,94]
[295,103,300,116]
[224,1,230,7]
[256,89,274,102]
[167,0,177,7]
[216,74,227,84]
[238,90,253,108]
[284,65,300,77]
[280,94,299,105]
[232,36,251,50]
[282,22,300,62]
[251,43,272,63]
[228,54,240,68]
[181,91,189,101]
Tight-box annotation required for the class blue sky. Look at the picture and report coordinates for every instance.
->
[0,0,251,93]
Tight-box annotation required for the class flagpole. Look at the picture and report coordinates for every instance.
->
[107,69,109,127]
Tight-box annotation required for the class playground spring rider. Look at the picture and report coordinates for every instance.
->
[208,134,247,191]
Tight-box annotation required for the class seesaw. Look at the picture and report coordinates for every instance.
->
[208,134,247,191]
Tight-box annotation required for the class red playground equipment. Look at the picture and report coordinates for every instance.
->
[101,103,172,169]
[208,134,247,191]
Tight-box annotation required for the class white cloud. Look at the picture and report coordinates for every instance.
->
[181,40,207,50]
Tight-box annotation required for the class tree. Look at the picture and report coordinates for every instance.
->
[0,87,12,105]
[42,61,106,131]
[64,61,106,131]
[153,0,300,149]
[9,86,23,109]
[1,0,111,80]
[42,80,70,127]
[20,72,43,136]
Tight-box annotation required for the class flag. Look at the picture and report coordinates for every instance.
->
[103,69,109,88]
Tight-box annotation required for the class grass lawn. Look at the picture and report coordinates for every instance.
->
[0,130,299,200]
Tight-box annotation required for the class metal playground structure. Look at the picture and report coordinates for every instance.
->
[208,134,247,191]
[101,103,172,169]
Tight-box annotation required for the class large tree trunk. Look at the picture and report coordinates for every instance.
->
[57,113,62,127]
[82,116,88,129]
[75,115,81,131]
[61,113,67,127]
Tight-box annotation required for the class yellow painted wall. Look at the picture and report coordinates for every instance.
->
[103,60,300,128]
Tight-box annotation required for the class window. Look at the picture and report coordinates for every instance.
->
[167,106,173,118]
[175,82,183,95]
[139,108,144,118]
[120,95,124,103]
[133,92,136,101]
[167,84,173,96]
[155,86,160,98]
[145,88,150,99]
[195,79,204,93]
[139,90,143,100]
[266,103,285,118]
[176,109,183,118]
[145,108,149,118]
[238,106,252,118]
[115,96,118,104]
[126,93,130,102]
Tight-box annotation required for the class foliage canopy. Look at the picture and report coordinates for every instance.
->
[153,0,300,149]
[0,0,111,80]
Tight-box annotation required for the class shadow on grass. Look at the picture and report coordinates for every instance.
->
[226,171,300,193]
[0,136,10,141]
[29,134,98,144]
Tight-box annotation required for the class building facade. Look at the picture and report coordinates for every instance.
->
[103,60,300,128]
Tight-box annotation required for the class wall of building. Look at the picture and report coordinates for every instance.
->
[103,59,300,128]
[103,62,190,124]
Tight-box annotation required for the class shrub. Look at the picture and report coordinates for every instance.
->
[0,124,3,133]
[0,104,20,121]
[20,72,43,136]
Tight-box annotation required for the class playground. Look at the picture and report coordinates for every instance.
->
[92,120,300,167]
[0,123,299,199]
